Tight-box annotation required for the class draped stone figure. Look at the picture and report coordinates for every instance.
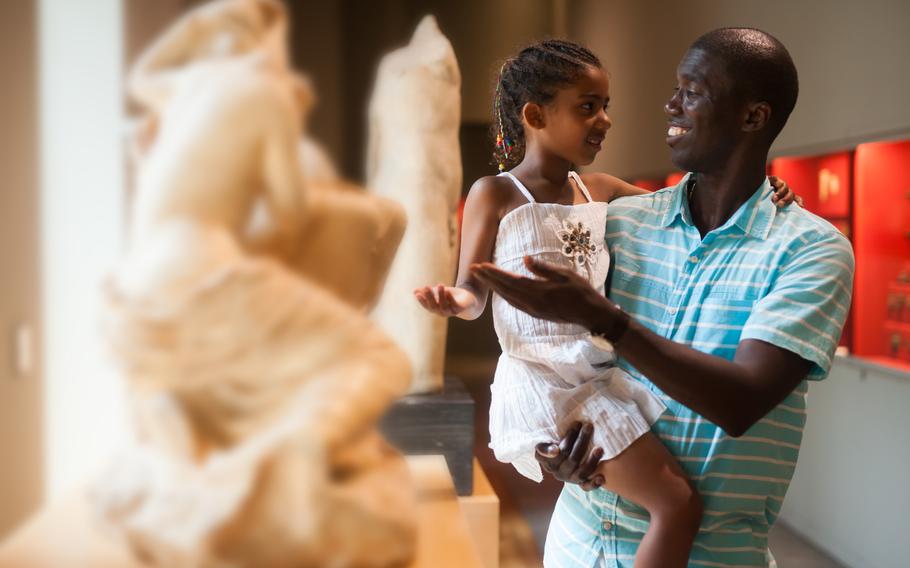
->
[368,16,463,394]
[92,1,417,566]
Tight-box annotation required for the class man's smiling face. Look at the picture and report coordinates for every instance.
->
[664,48,745,173]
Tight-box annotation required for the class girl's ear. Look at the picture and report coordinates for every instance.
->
[522,102,545,130]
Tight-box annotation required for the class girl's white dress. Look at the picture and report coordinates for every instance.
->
[488,171,666,482]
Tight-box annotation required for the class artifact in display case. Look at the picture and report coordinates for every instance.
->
[852,139,910,368]
[92,1,419,566]
[884,265,910,362]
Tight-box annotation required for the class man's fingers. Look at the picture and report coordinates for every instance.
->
[471,263,529,289]
[568,423,593,466]
[472,267,534,303]
[555,423,583,478]
[535,442,560,473]
[524,256,568,281]
[576,446,604,483]
[537,442,560,458]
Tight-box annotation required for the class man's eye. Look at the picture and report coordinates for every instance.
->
[686,90,698,98]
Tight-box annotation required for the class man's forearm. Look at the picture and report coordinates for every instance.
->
[588,307,804,436]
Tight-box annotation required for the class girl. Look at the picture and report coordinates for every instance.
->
[414,40,795,567]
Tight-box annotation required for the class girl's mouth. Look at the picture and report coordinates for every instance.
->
[586,136,604,149]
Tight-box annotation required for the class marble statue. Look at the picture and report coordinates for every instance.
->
[93,1,417,566]
[368,15,463,394]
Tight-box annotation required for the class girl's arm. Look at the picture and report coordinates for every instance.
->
[414,176,505,320]
[580,173,649,202]
[583,172,800,205]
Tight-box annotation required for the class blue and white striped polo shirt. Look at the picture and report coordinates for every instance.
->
[544,174,855,568]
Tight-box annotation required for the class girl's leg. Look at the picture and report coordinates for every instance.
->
[594,432,702,568]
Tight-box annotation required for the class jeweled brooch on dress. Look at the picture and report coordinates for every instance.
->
[553,218,597,266]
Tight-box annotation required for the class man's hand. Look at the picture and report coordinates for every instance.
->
[471,256,616,328]
[536,422,606,491]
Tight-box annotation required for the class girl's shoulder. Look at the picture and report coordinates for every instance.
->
[577,172,623,201]
[466,174,529,221]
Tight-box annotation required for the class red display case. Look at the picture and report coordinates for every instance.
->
[632,178,664,192]
[657,140,910,371]
[665,171,686,187]
[852,139,910,369]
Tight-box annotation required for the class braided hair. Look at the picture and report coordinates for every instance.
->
[492,39,602,171]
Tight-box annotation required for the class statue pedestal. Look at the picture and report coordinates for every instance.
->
[381,375,475,495]
[0,456,486,568]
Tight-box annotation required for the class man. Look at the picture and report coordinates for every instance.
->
[474,28,854,567]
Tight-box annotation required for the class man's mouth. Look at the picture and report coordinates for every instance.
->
[667,125,691,137]
[666,125,691,147]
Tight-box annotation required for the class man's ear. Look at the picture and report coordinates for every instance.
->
[743,101,771,132]
[522,102,546,130]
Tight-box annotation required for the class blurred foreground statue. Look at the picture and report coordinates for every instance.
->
[93,1,416,566]
[368,16,463,394]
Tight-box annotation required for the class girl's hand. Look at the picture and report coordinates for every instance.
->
[769,175,803,208]
[413,284,477,317]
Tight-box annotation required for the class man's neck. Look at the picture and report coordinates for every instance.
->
[689,155,768,237]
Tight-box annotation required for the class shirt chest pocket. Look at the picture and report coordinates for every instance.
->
[610,259,674,305]
[689,293,757,349]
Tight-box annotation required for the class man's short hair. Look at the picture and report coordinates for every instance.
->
[691,28,799,139]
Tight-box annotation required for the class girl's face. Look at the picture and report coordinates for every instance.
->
[535,65,612,166]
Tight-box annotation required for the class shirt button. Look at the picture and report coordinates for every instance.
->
[602,520,613,531]
[668,307,677,315]
[689,255,699,263]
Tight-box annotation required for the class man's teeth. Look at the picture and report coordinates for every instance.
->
[668,126,690,137]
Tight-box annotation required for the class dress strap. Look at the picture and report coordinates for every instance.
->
[568,171,594,203]
[498,171,536,204]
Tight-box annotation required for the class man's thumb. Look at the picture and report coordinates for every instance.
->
[536,442,560,458]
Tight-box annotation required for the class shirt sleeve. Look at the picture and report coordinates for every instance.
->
[740,230,855,380]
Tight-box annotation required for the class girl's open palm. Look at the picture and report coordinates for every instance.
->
[413,284,477,317]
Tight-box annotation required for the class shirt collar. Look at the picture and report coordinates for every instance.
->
[659,173,776,239]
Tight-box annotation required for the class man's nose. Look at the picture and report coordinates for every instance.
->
[665,89,682,116]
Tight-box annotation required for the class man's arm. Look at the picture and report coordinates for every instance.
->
[472,232,853,436]
[596,317,809,436]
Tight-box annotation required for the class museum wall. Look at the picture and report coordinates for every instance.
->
[567,0,910,179]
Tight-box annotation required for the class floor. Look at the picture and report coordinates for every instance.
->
[450,357,847,568]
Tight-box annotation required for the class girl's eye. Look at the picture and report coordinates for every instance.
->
[581,103,593,111]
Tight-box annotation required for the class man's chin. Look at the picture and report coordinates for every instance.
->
[669,154,691,172]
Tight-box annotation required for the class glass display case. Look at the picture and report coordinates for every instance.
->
[851,139,910,370]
